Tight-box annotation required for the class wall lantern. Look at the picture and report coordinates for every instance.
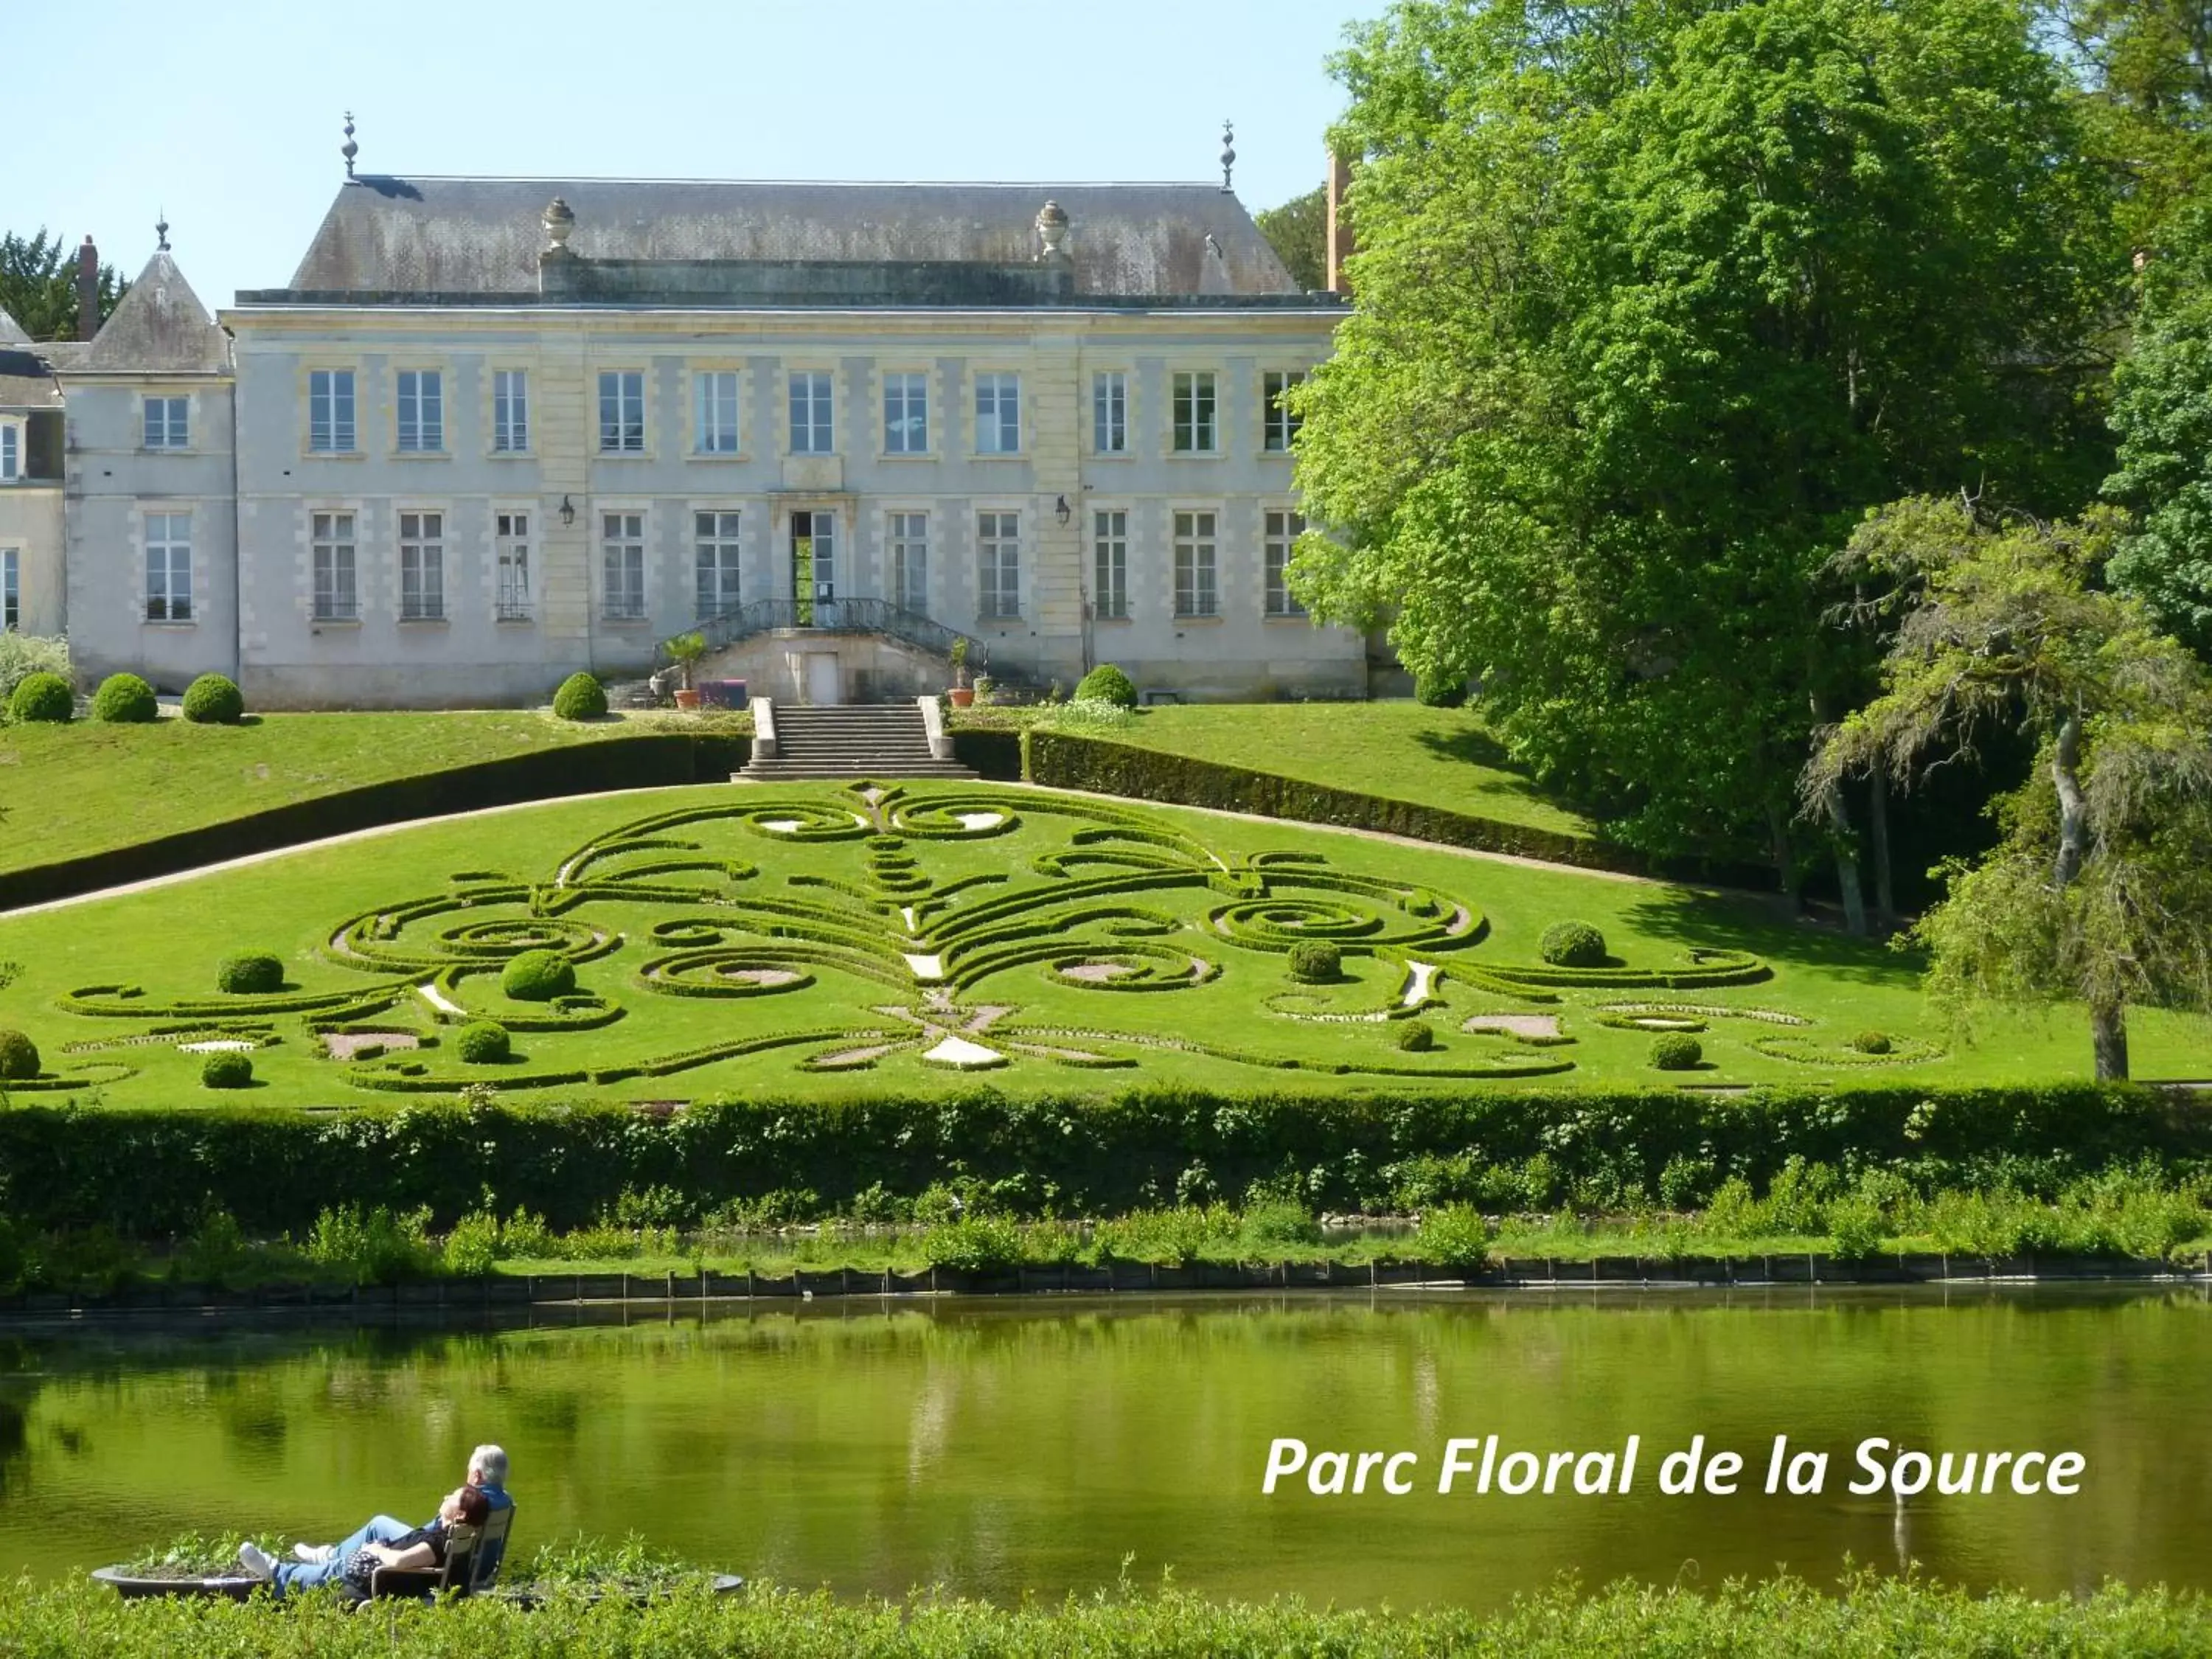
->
[1054,495,1071,526]
[558,495,576,529]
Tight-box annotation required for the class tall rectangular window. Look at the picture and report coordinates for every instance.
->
[978,510,1020,620]
[143,396,189,449]
[396,370,443,452]
[308,370,355,452]
[975,372,1020,453]
[0,425,15,479]
[1093,509,1128,620]
[495,511,531,620]
[1093,372,1127,454]
[1172,372,1218,453]
[889,511,929,613]
[602,511,646,619]
[789,371,833,453]
[1263,371,1307,452]
[1265,510,1309,617]
[883,373,929,453]
[144,512,193,622]
[1,549,15,630]
[493,370,529,453]
[311,511,357,620]
[599,371,645,453]
[1173,509,1219,617]
[695,372,740,454]
[399,511,445,619]
[695,510,742,616]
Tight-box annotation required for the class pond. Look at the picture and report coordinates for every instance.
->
[1,1287,2205,1609]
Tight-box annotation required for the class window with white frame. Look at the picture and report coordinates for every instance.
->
[1173,509,1219,617]
[399,511,445,619]
[493,371,529,453]
[144,512,192,622]
[695,372,741,454]
[143,396,189,450]
[1264,371,1307,452]
[695,510,742,616]
[495,512,532,620]
[883,373,928,453]
[394,371,442,452]
[308,370,355,452]
[1092,371,1127,454]
[2,549,18,630]
[599,371,645,453]
[975,372,1020,453]
[602,511,646,619]
[1093,509,1128,620]
[1172,372,1218,453]
[978,510,1020,620]
[1265,509,1309,617]
[0,422,16,479]
[311,510,358,619]
[889,511,928,613]
[789,371,833,453]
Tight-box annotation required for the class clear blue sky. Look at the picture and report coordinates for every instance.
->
[12,0,1366,310]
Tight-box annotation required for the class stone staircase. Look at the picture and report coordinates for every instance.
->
[736,699,975,782]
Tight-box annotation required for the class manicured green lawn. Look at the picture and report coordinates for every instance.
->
[1089,701,1596,839]
[0,710,720,874]
[0,781,2201,1106]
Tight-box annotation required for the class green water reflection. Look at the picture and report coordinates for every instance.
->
[0,1287,2205,1608]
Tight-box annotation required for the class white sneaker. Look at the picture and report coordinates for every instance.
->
[237,1541,277,1580]
[292,1543,335,1564]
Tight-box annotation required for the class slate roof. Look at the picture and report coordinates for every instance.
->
[0,307,29,347]
[79,251,230,373]
[0,341,61,410]
[282,178,1303,299]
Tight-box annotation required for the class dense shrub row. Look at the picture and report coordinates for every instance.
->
[0,1084,2199,1240]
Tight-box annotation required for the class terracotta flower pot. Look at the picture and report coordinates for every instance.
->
[947,688,975,708]
[674,689,701,710]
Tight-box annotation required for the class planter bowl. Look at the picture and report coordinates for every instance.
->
[947,688,975,708]
[673,689,702,710]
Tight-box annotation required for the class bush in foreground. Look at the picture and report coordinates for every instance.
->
[1074,663,1138,709]
[502,950,577,1002]
[181,673,246,724]
[1286,941,1341,982]
[91,673,159,723]
[1394,1019,1436,1052]
[0,1029,38,1081]
[217,953,285,995]
[1650,1034,1704,1071]
[201,1052,254,1090]
[7,671,73,723]
[0,632,69,703]
[456,1021,512,1065]
[552,672,608,720]
[1539,920,1607,967]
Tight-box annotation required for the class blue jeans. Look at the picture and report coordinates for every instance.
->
[271,1514,412,1598]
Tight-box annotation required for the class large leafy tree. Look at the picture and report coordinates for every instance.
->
[1291,0,2123,884]
[0,230,127,341]
[2043,0,2212,248]
[1806,495,2212,1079]
[1256,186,1330,291]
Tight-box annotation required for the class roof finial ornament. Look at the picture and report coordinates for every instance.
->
[542,195,576,253]
[1220,119,1236,192]
[155,209,170,252]
[341,112,358,179]
[1035,198,1070,264]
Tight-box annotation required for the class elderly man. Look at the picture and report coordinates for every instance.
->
[245,1444,514,1595]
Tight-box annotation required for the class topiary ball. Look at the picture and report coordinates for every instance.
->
[218,953,285,995]
[1539,921,1608,968]
[1394,1019,1436,1052]
[181,673,245,725]
[1851,1030,1893,1055]
[1074,664,1138,709]
[201,1051,254,1090]
[8,672,74,723]
[91,672,159,723]
[501,950,577,1002]
[456,1021,512,1065]
[0,1029,40,1081]
[552,672,608,721]
[1649,1033,1703,1071]
[1286,941,1341,983]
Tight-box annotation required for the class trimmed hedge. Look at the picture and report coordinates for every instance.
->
[0,1029,38,1080]
[1287,942,1341,982]
[91,673,159,723]
[1540,921,1607,967]
[502,950,577,1001]
[553,672,608,721]
[456,1021,512,1064]
[8,672,73,723]
[201,1053,254,1090]
[0,1084,2196,1241]
[181,674,246,724]
[217,953,285,995]
[1394,1020,1436,1052]
[1075,664,1138,709]
[1649,1034,1703,1071]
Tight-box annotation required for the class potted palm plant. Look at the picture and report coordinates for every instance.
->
[664,632,708,710]
[947,637,974,709]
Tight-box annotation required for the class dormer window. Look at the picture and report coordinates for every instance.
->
[144,396,189,449]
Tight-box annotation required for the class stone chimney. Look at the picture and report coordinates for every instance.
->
[77,237,100,341]
[1326,150,1355,294]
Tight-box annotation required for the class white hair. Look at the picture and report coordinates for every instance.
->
[469,1444,509,1486]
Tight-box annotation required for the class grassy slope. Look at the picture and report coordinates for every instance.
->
[0,711,686,874]
[1099,702,1596,839]
[0,782,2202,1106]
